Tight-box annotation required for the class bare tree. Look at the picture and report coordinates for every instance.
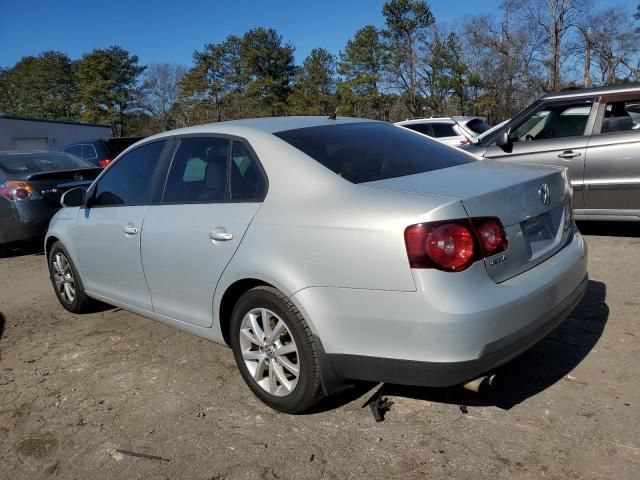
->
[141,63,187,130]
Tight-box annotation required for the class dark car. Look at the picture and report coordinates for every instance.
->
[64,137,142,168]
[0,151,100,255]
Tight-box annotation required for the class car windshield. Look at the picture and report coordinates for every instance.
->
[274,122,475,184]
[0,151,95,174]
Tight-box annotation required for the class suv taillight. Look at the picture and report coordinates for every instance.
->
[0,181,43,202]
[98,158,112,168]
[404,218,508,272]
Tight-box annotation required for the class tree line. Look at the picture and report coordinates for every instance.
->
[1,0,639,137]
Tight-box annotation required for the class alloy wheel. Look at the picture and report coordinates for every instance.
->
[52,252,76,304]
[239,307,300,397]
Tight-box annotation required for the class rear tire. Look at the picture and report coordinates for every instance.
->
[48,241,95,313]
[0,243,6,258]
[230,286,323,413]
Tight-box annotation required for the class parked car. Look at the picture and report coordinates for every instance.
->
[64,137,142,168]
[395,116,492,146]
[0,151,100,256]
[464,83,640,221]
[45,117,587,413]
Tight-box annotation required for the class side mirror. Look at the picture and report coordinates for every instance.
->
[496,129,513,153]
[60,187,87,208]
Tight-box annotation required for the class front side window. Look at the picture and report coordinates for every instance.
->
[92,140,166,206]
[510,101,593,142]
[163,137,230,203]
[275,122,475,184]
[600,98,640,133]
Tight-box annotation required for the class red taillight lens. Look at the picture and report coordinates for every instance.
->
[472,217,508,256]
[425,223,475,270]
[0,181,43,201]
[459,138,470,145]
[98,158,112,168]
[405,217,508,272]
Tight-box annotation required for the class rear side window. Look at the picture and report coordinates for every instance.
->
[274,122,475,184]
[230,142,266,200]
[81,144,97,160]
[403,123,434,137]
[465,118,492,134]
[601,98,640,134]
[430,123,457,138]
[92,141,166,206]
[65,145,82,157]
[163,137,230,203]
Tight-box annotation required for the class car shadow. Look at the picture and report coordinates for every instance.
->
[1,241,45,258]
[310,280,608,414]
[0,312,5,361]
[577,221,640,238]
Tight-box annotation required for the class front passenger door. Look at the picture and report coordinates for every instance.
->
[75,140,169,310]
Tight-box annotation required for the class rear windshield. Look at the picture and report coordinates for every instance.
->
[464,118,492,134]
[0,152,94,174]
[274,122,475,184]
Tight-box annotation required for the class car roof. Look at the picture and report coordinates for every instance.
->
[146,116,376,141]
[395,116,483,125]
[542,83,640,100]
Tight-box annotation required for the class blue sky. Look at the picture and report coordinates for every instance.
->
[0,0,632,68]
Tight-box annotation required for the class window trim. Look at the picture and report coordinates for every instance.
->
[85,139,172,209]
[156,133,269,206]
[506,97,598,144]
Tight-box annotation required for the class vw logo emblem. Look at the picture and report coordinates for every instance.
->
[539,183,551,206]
[73,174,83,181]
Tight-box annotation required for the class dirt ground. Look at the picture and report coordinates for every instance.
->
[1,222,639,479]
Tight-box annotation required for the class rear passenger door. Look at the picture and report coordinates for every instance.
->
[584,94,640,213]
[141,136,267,327]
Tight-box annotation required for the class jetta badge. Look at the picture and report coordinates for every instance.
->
[539,183,551,206]
[73,174,83,181]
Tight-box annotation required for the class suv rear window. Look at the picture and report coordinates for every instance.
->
[274,122,475,184]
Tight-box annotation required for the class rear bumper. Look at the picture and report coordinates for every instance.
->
[324,274,587,387]
[292,230,588,388]
[0,200,53,244]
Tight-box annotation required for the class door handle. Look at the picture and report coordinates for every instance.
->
[123,224,139,235]
[209,229,233,241]
[558,151,581,159]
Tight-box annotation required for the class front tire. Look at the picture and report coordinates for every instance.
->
[230,286,323,413]
[48,241,95,313]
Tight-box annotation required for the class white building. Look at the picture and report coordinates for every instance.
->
[0,113,112,151]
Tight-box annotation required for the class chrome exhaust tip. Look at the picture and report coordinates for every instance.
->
[462,374,496,393]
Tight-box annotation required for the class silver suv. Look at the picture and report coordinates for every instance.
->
[464,84,640,222]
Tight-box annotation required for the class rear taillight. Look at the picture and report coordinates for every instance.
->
[0,181,43,202]
[472,217,508,256]
[458,138,470,145]
[404,217,508,272]
[98,158,113,168]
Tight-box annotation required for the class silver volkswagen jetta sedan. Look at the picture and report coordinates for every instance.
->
[45,117,588,413]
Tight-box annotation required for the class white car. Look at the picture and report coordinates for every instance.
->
[396,116,492,146]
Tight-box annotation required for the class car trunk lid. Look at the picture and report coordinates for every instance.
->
[26,168,100,209]
[362,160,572,282]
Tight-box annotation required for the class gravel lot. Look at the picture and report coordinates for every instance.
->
[1,223,639,479]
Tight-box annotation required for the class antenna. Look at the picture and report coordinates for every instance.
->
[328,107,338,120]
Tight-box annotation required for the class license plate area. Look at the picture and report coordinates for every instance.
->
[521,208,562,259]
